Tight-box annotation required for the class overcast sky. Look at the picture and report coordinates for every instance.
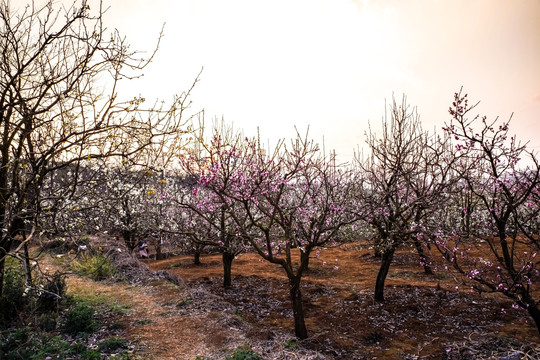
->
[75,0,540,160]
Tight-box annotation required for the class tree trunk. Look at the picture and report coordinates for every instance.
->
[0,252,5,297]
[373,238,382,258]
[303,250,310,272]
[194,251,201,265]
[289,278,308,339]
[0,237,12,298]
[374,249,395,302]
[527,304,540,336]
[122,230,136,251]
[222,252,234,288]
[155,242,162,260]
[413,238,433,275]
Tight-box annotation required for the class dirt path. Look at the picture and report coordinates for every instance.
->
[67,275,246,359]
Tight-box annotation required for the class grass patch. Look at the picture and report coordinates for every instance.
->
[108,302,132,315]
[67,287,131,315]
[176,298,192,308]
[67,286,114,306]
[71,253,116,281]
[62,303,99,336]
[0,329,91,360]
[284,338,297,349]
[226,346,260,360]
[133,319,153,326]
[81,349,102,360]
[98,337,129,352]
[434,272,448,280]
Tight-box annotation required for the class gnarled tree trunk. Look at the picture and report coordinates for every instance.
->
[222,251,235,288]
[374,248,395,302]
[289,277,308,339]
[193,251,201,265]
[413,238,433,275]
[527,304,540,336]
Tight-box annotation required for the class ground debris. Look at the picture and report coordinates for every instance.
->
[142,246,539,359]
[439,334,540,360]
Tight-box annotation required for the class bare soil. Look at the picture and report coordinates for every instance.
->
[125,244,540,359]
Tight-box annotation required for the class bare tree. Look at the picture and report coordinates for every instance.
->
[0,0,196,295]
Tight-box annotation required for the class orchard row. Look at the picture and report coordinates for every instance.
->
[1,1,538,340]
[35,93,540,338]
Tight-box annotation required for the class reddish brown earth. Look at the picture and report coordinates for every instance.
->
[137,244,540,359]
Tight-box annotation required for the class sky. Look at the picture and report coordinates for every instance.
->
[56,0,540,160]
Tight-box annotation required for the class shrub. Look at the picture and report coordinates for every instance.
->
[37,312,58,332]
[110,353,133,360]
[98,337,128,353]
[81,349,103,360]
[67,341,89,355]
[0,328,39,359]
[226,347,260,360]
[62,303,98,336]
[30,335,70,360]
[0,330,71,360]
[37,271,67,313]
[0,329,91,360]
[0,260,27,326]
[71,254,116,281]
[284,338,297,349]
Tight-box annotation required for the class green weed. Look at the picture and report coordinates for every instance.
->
[226,346,260,360]
[71,254,116,281]
[98,337,129,353]
[62,303,99,336]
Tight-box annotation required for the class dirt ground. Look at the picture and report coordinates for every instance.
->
[129,244,540,359]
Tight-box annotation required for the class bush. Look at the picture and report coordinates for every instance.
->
[98,337,128,353]
[67,341,89,355]
[226,347,260,360]
[0,328,92,359]
[62,303,98,336]
[81,349,103,360]
[37,271,67,313]
[284,338,297,349]
[71,254,116,281]
[0,328,39,360]
[109,354,133,360]
[37,312,58,332]
[30,335,70,360]
[0,260,27,326]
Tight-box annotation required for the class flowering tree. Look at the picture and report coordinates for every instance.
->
[169,194,214,265]
[437,90,540,333]
[0,0,195,295]
[176,123,253,287]
[355,97,455,301]
[174,183,250,285]
[198,131,357,339]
